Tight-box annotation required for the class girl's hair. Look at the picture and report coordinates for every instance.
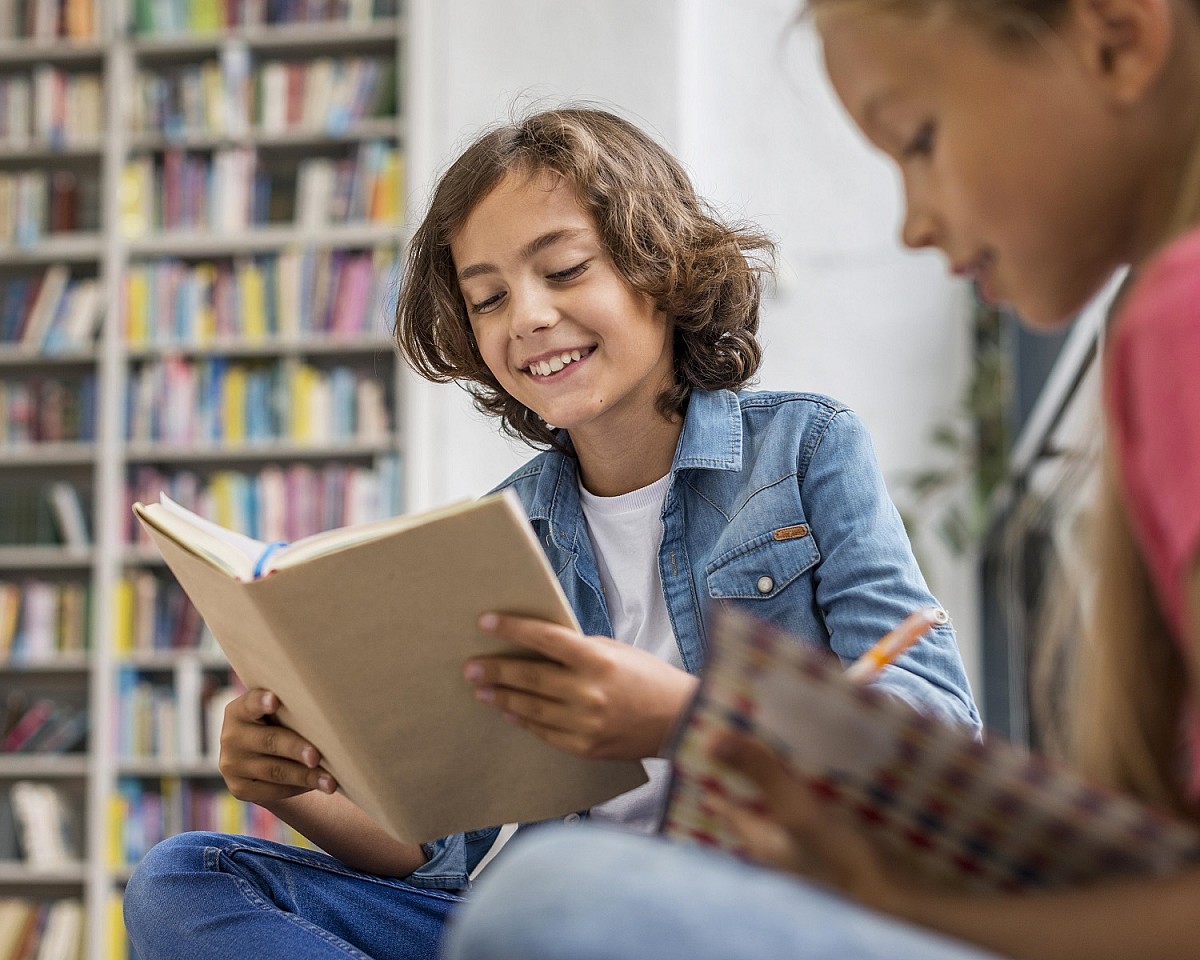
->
[395,107,775,449]
[802,0,1200,813]
[1072,136,1200,816]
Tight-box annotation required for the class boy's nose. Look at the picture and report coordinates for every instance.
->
[901,203,938,251]
[509,290,558,338]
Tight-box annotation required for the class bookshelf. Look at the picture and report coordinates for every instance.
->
[1,0,408,953]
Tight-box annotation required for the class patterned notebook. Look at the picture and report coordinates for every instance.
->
[663,606,1200,891]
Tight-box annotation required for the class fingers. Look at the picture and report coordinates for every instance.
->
[476,613,595,667]
[220,688,337,802]
[709,730,818,833]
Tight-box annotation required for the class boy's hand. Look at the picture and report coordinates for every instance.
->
[218,688,338,804]
[465,613,698,762]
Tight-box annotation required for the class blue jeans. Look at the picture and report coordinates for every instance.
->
[441,826,1008,960]
[124,832,464,960]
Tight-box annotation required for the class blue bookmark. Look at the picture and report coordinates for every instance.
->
[253,541,289,579]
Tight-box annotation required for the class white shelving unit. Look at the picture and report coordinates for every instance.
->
[0,0,409,952]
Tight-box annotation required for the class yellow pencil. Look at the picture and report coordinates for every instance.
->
[844,606,949,683]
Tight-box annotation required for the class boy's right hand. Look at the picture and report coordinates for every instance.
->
[218,688,338,804]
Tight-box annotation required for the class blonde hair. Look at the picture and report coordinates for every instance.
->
[395,107,774,449]
[1073,131,1200,816]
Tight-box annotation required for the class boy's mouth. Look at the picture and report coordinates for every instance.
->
[520,346,595,379]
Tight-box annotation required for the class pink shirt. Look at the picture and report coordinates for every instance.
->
[1104,225,1200,792]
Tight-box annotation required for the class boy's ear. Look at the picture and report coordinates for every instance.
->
[1067,0,1172,103]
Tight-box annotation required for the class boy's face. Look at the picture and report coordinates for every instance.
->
[817,9,1143,329]
[451,170,674,447]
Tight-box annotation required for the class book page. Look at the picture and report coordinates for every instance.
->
[137,495,268,581]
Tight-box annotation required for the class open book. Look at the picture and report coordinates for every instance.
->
[664,606,1200,891]
[134,490,647,844]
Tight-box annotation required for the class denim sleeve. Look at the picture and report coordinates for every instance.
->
[405,827,502,891]
[802,409,981,732]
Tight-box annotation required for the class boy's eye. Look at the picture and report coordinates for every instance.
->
[469,292,504,315]
[903,122,936,159]
[548,261,589,282]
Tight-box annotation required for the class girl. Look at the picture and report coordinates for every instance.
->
[440,3,1200,960]
[122,107,978,960]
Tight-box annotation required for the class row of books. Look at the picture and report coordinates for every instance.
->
[125,356,392,446]
[123,247,400,345]
[0,69,103,148]
[0,0,98,41]
[6,780,80,868]
[0,580,90,664]
[119,142,401,236]
[0,374,97,445]
[124,457,402,546]
[115,666,236,764]
[112,573,215,654]
[1,268,103,355]
[133,54,394,138]
[0,898,84,960]
[110,776,310,868]
[0,170,101,249]
[130,0,397,35]
[0,694,88,754]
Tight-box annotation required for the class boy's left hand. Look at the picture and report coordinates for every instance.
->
[465,613,698,762]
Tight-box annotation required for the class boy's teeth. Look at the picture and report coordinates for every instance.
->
[530,349,591,376]
[570,350,581,361]
[548,356,564,372]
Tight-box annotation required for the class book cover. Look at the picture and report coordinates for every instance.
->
[133,490,647,844]
[664,605,1200,892]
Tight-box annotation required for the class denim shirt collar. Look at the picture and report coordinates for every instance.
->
[525,389,744,553]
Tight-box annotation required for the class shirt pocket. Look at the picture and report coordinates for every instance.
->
[705,524,819,600]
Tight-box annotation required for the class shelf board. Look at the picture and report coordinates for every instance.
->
[0,755,90,778]
[0,655,91,673]
[0,546,94,570]
[0,443,97,467]
[125,222,402,257]
[118,650,229,670]
[0,39,105,64]
[123,438,397,463]
[117,759,221,777]
[130,18,401,56]
[0,347,100,368]
[0,140,104,162]
[127,118,401,152]
[0,234,104,264]
[124,336,396,359]
[0,861,87,885]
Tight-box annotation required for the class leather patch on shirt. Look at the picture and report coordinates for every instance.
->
[772,524,809,541]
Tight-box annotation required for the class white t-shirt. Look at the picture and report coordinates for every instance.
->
[578,473,683,833]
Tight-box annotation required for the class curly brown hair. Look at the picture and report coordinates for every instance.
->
[395,107,776,449]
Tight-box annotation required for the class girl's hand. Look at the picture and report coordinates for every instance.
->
[218,688,338,805]
[708,729,905,917]
[465,613,699,761]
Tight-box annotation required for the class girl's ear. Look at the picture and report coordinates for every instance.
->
[1068,0,1173,104]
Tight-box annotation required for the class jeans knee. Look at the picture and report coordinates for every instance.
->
[124,831,220,934]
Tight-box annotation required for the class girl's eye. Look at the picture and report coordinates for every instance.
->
[470,292,504,315]
[548,261,589,282]
[903,122,936,159]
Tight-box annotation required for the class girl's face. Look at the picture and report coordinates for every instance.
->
[451,171,675,448]
[818,9,1146,329]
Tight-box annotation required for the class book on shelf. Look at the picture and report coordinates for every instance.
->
[9,781,77,868]
[132,489,647,844]
[47,482,89,549]
[664,605,1200,892]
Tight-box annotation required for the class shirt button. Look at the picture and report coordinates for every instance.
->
[563,813,582,824]
[756,576,774,594]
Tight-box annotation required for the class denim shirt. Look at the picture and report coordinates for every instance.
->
[409,388,981,890]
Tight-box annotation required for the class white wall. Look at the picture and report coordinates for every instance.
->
[403,0,982,693]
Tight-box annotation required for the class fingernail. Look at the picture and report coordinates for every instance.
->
[502,711,518,724]
[474,686,494,703]
[318,776,335,793]
[302,747,318,768]
[261,692,273,711]
[464,662,484,682]
[478,613,498,631]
